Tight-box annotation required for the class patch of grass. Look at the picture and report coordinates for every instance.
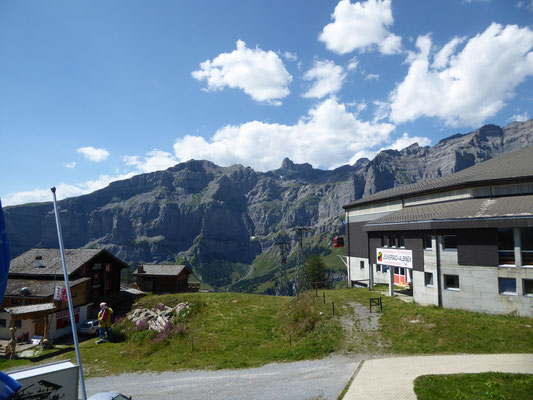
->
[323,288,533,355]
[23,292,341,376]
[414,373,533,400]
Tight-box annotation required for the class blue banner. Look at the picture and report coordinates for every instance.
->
[0,198,9,305]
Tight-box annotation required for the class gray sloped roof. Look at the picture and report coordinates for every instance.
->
[4,277,91,298]
[366,194,533,225]
[345,146,533,209]
[133,264,191,276]
[8,248,127,277]
[5,303,57,315]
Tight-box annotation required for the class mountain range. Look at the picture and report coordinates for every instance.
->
[4,119,533,292]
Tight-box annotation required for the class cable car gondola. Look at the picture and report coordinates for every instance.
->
[333,236,344,248]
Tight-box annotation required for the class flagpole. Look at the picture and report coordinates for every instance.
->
[51,187,87,400]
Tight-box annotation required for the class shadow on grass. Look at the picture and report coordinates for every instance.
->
[28,346,74,363]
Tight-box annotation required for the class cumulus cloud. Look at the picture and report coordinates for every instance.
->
[173,97,396,171]
[509,112,530,122]
[319,0,402,55]
[2,172,136,206]
[63,162,76,169]
[123,150,178,173]
[365,73,380,81]
[191,40,292,105]
[389,23,533,127]
[302,60,346,99]
[348,132,432,165]
[77,146,110,162]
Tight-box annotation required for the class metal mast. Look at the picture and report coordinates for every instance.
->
[292,227,310,295]
[274,241,290,296]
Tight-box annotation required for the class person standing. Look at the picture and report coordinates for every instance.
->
[96,302,113,344]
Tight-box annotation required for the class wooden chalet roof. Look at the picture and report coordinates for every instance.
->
[344,146,533,209]
[133,264,191,277]
[4,277,91,299]
[9,248,128,278]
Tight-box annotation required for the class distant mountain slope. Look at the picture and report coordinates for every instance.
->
[4,120,533,291]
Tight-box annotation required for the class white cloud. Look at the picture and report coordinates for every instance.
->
[173,98,395,171]
[191,40,292,105]
[432,36,466,70]
[77,146,110,162]
[365,73,380,81]
[509,112,530,122]
[389,23,533,127]
[123,150,178,173]
[284,51,298,61]
[347,57,359,71]
[347,132,431,165]
[516,0,533,11]
[302,60,346,99]
[2,172,136,206]
[319,0,402,55]
[63,162,76,169]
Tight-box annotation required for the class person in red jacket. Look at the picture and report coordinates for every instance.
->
[96,302,113,344]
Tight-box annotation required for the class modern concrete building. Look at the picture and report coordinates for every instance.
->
[343,146,533,317]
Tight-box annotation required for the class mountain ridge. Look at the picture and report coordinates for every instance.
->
[4,119,533,291]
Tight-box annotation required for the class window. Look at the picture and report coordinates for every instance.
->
[106,263,112,272]
[498,228,515,265]
[382,266,390,273]
[443,235,457,250]
[399,235,405,248]
[444,274,460,290]
[376,265,381,273]
[521,228,533,266]
[360,261,365,270]
[383,236,389,247]
[0,319,6,328]
[14,320,22,329]
[424,272,434,287]
[390,235,398,248]
[498,278,517,295]
[523,279,533,297]
[424,236,433,250]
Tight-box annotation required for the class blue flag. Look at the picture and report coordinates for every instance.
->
[0,198,9,305]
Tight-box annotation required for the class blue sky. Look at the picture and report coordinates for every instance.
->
[1,0,532,206]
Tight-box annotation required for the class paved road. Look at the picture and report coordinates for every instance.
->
[84,355,361,400]
[344,353,533,400]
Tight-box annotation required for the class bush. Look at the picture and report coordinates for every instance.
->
[277,292,322,339]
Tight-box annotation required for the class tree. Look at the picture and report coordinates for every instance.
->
[305,254,328,289]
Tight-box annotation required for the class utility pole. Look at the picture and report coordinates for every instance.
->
[292,227,310,295]
[274,241,291,296]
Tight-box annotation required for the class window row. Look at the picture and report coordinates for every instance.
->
[423,273,533,296]
[498,228,533,266]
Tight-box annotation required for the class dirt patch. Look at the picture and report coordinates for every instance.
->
[340,302,389,354]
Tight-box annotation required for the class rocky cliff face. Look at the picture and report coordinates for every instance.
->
[4,120,533,289]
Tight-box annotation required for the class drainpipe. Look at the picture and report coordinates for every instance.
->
[435,231,443,307]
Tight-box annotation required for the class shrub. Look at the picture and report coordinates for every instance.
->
[277,292,322,339]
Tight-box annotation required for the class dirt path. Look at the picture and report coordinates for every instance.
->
[339,301,389,354]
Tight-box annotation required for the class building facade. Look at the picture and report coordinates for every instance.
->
[343,146,533,317]
[1,248,128,340]
[133,264,195,293]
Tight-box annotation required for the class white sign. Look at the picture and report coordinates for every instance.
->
[376,248,413,269]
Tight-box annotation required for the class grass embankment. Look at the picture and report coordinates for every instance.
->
[414,373,533,400]
[73,291,340,376]
[1,288,532,377]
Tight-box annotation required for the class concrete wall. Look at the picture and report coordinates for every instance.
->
[413,235,439,306]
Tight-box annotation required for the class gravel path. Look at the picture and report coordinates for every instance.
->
[84,355,361,400]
